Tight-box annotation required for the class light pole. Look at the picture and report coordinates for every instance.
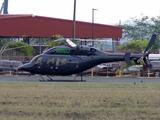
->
[92,8,97,46]
[72,0,76,40]
[3,0,8,14]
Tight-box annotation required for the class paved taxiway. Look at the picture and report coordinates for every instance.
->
[0,75,160,84]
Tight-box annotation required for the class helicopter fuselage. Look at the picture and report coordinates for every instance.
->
[18,45,142,75]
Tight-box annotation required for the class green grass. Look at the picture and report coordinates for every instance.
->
[0,83,160,120]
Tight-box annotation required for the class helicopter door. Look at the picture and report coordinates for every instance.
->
[55,57,68,75]
[45,56,56,74]
[32,56,45,74]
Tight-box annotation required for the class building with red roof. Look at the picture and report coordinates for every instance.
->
[0,14,122,39]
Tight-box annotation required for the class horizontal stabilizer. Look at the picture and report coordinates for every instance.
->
[124,53,132,65]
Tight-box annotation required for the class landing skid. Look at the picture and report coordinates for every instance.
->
[39,79,86,82]
[39,74,86,82]
[39,75,54,82]
[74,73,85,81]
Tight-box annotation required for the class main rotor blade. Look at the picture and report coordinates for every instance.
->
[66,39,77,47]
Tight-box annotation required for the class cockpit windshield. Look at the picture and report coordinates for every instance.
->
[30,55,43,65]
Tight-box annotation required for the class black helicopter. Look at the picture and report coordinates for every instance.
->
[18,34,157,81]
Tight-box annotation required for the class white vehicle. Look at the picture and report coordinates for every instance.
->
[123,65,143,75]
[0,60,23,72]
[149,54,160,61]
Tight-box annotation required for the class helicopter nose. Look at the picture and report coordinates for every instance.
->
[18,65,25,71]
[18,64,29,71]
[18,66,24,71]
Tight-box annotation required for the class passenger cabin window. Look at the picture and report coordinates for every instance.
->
[61,58,67,65]
[47,58,55,66]
[56,58,67,66]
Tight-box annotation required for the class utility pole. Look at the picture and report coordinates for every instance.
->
[92,8,97,46]
[0,2,4,14]
[72,0,76,40]
[3,0,8,14]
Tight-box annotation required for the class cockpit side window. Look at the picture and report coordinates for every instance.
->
[34,57,43,66]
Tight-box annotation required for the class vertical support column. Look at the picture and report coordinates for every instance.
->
[72,0,76,40]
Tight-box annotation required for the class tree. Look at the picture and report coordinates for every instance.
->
[122,15,160,51]
[150,16,160,34]
[122,15,151,40]
[118,39,155,53]
[2,42,35,56]
[44,34,63,47]
[0,42,10,59]
[9,42,35,56]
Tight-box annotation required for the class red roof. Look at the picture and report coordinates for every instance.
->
[0,14,122,38]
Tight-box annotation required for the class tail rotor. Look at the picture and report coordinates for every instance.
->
[137,34,157,68]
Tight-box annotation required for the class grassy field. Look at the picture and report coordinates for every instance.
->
[0,83,159,120]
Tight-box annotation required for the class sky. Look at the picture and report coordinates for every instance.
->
[1,0,160,25]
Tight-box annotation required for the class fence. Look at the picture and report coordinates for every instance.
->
[1,56,33,63]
